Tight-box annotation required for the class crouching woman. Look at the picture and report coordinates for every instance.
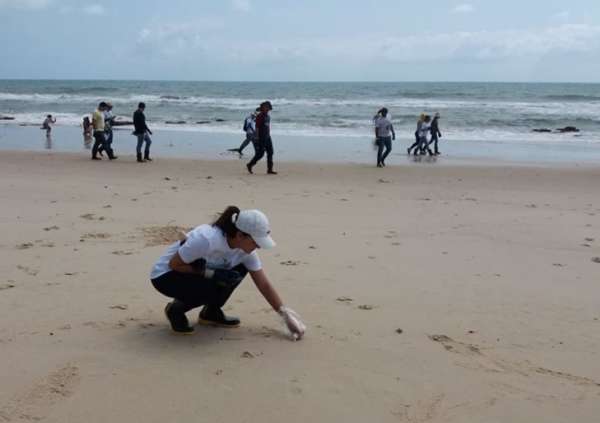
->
[150,206,305,339]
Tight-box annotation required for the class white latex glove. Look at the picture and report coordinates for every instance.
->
[278,306,306,341]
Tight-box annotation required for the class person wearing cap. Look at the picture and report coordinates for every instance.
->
[149,205,305,338]
[374,107,395,167]
[428,112,442,155]
[133,102,153,163]
[246,101,276,175]
[91,102,117,160]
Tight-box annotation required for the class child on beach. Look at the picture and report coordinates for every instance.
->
[41,114,56,135]
[149,206,305,339]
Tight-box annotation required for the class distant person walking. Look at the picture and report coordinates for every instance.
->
[100,102,115,156]
[407,113,426,155]
[428,112,442,155]
[41,114,56,136]
[374,108,395,167]
[133,102,153,163]
[417,115,434,156]
[246,101,276,175]
[91,102,117,160]
[229,108,259,156]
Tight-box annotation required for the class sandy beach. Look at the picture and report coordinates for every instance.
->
[1,150,599,422]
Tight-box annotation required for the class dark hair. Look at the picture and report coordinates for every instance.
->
[47,114,52,118]
[138,102,146,109]
[380,107,388,117]
[99,102,107,108]
[212,205,241,238]
[255,107,260,112]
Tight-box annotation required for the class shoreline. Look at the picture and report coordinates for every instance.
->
[1,124,600,167]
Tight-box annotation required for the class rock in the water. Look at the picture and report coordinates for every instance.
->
[0,116,15,120]
[196,120,211,124]
[556,126,580,133]
[532,128,552,133]
[214,118,225,122]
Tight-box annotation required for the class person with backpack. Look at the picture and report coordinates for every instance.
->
[228,107,259,156]
[149,205,306,339]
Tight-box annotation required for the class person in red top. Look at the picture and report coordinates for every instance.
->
[246,101,276,175]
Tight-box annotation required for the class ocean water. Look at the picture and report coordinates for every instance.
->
[1,80,599,162]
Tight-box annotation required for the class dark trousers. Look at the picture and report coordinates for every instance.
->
[408,131,420,154]
[136,133,152,158]
[238,133,255,154]
[376,136,392,165]
[150,264,248,312]
[247,136,274,172]
[92,131,114,158]
[428,134,439,153]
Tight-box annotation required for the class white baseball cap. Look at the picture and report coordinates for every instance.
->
[233,209,276,249]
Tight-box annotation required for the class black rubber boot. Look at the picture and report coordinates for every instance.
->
[164,301,194,334]
[198,306,240,328]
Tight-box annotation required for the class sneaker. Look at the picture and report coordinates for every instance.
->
[109,156,118,160]
[377,163,383,168]
[91,157,101,161]
[267,170,278,175]
[246,163,253,174]
[164,302,194,334]
[198,306,240,328]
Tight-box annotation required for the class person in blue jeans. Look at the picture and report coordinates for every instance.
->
[133,102,153,163]
[374,108,395,167]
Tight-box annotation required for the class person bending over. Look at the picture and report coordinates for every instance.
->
[149,206,305,339]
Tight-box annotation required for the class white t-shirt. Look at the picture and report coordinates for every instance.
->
[150,224,262,279]
[375,116,393,138]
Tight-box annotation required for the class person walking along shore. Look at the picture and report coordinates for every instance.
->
[246,101,277,175]
[374,107,395,167]
[133,102,153,163]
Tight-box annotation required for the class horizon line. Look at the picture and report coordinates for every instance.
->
[0,78,599,84]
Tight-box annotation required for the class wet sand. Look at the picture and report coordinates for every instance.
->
[1,150,599,422]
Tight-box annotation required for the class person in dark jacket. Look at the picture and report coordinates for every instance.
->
[246,101,276,175]
[133,102,153,163]
[428,112,442,155]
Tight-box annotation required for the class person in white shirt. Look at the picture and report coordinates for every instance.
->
[150,206,305,339]
[417,115,434,156]
[373,107,395,167]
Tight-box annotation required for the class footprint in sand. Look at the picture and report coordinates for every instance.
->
[16,265,38,276]
[43,226,60,231]
[0,281,16,291]
[0,365,80,422]
[428,334,600,388]
[16,243,34,250]
[592,257,600,264]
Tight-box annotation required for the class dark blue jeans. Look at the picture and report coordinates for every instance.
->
[136,133,152,157]
[248,136,274,171]
[376,136,392,165]
[151,264,248,312]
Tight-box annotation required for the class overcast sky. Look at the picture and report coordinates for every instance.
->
[1,0,599,82]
